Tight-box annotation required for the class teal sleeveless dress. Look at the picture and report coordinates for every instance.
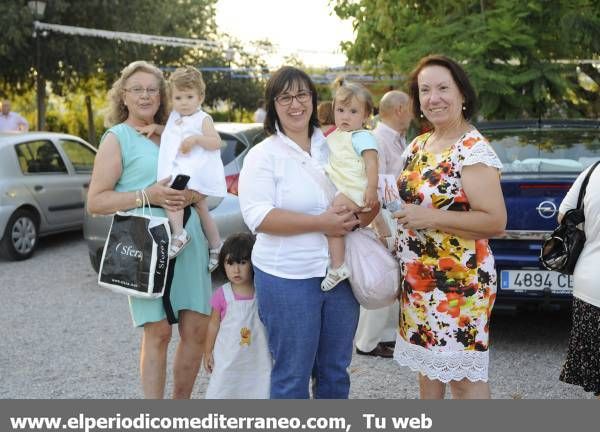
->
[105,123,211,327]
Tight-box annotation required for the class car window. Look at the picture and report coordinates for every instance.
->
[484,130,600,173]
[219,133,247,165]
[15,140,68,174]
[59,139,95,173]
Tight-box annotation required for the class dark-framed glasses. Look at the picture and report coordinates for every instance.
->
[275,91,312,106]
[124,86,160,97]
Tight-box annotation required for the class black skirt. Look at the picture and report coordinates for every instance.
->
[559,297,600,396]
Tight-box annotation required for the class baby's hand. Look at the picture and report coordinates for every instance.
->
[135,123,161,138]
[363,187,379,212]
[179,136,196,154]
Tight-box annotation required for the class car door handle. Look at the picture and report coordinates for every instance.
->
[34,185,44,192]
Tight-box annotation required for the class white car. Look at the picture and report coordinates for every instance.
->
[0,132,96,260]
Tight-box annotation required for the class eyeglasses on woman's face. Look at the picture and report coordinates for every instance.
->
[274,90,312,106]
[124,86,160,97]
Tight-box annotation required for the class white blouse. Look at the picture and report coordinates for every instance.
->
[559,163,600,308]
[238,128,332,279]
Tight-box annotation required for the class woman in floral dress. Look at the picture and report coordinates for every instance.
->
[393,55,506,399]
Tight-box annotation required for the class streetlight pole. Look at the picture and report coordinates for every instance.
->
[28,1,47,131]
[226,48,234,122]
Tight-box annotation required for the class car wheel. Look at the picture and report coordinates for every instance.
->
[0,209,39,261]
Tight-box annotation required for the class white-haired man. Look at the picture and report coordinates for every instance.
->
[355,90,412,358]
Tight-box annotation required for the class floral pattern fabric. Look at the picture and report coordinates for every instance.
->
[393,129,502,382]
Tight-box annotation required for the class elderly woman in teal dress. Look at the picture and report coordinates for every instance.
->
[87,61,211,399]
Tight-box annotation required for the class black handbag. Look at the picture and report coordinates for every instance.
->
[540,161,599,275]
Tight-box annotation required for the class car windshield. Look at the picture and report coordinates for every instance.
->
[483,129,600,173]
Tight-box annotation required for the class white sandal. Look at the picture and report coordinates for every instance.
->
[208,242,222,272]
[168,229,191,259]
[321,263,351,291]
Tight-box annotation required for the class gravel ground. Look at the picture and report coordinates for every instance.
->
[0,231,593,399]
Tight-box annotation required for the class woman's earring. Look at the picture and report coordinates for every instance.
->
[420,112,424,118]
[462,105,466,111]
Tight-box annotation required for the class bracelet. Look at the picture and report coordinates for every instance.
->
[134,190,143,208]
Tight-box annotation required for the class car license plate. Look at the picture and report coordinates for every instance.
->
[500,270,573,294]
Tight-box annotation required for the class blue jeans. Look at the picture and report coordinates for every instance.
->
[254,266,359,399]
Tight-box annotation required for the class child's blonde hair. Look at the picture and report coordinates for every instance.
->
[169,66,206,102]
[332,77,374,117]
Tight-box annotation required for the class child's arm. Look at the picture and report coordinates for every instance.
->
[180,116,222,154]
[362,149,379,211]
[135,123,164,138]
[203,308,221,373]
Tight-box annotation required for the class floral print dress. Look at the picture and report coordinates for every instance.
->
[393,129,502,383]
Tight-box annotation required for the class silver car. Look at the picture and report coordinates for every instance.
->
[0,132,96,260]
[84,122,265,272]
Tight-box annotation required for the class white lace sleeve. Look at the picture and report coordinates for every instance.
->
[463,140,503,170]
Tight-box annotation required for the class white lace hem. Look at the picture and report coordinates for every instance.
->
[393,334,489,383]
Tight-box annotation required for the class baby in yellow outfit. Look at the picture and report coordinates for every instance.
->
[322,80,379,291]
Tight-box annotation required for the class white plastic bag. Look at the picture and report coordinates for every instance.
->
[345,228,400,309]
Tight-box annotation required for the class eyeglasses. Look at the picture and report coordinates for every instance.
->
[274,91,312,106]
[124,86,160,97]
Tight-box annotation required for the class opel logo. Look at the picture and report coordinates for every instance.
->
[536,200,557,219]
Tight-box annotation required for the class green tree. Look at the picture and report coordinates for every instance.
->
[333,0,600,119]
[0,0,219,130]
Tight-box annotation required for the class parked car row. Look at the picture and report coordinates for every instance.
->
[3,120,599,307]
[0,123,265,266]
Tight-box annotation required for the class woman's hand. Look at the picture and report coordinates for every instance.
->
[203,352,214,374]
[393,204,436,230]
[320,205,360,236]
[145,177,188,211]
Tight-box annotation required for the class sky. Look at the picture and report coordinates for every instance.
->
[215,0,355,68]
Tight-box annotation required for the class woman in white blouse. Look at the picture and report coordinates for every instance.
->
[238,66,363,399]
[558,162,600,398]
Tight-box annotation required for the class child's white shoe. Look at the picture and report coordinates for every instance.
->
[321,263,351,291]
[169,229,191,259]
[208,242,222,272]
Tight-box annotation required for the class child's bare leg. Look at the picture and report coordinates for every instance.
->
[194,197,221,249]
[167,209,185,237]
[327,193,359,267]
[321,193,358,291]
[167,209,190,259]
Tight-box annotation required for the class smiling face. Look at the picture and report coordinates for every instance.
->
[334,95,369,132]
[273,80,313,137]
[224,255,253,287]
[417,65,465,129]
[171,87,202,116]
[122,71,161,124]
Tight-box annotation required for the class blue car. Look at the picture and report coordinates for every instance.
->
[479,120,600,304]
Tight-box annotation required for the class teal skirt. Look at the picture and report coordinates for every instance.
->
[127,207,211,327]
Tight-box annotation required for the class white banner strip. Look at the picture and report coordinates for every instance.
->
[34,21,223,50]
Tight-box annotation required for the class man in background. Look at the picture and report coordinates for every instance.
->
[355,90,412,358]
[0,99,29,132]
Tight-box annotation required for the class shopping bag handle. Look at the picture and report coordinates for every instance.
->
[140,189,154,217]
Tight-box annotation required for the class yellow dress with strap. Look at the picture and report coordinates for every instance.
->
[325,129,370,206]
